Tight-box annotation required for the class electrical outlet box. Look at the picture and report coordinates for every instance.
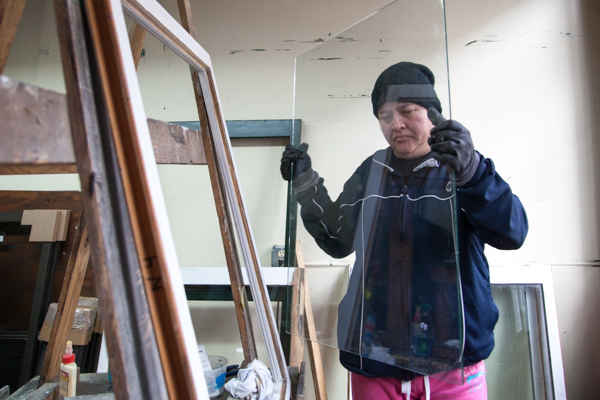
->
[271,245,285,267]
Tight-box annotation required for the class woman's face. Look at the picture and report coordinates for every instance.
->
[377,102,434,159]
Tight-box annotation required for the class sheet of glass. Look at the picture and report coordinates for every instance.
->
[288,0,463,380]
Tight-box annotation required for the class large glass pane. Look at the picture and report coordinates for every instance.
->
[288,0,462,380]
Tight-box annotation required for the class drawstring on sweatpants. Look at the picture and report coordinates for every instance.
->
[401,380,411,398]
[401,376,430,400]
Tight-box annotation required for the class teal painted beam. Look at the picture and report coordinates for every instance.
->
[171,119,301,139]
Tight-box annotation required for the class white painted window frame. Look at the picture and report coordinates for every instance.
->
[490,264,567,399]
[98,0,290,398]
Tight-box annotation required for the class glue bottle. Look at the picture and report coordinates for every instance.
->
[59,340,77,399]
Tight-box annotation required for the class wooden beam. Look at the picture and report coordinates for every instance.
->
[175,0,257,365]
[0,75,207,174]
[147,117,206,165]
[128,20,146,68]
[53,0,168,398]
[289,267,305,368]
[0,75,77,174]
[7,377,58,400]
[0,0,27,74]
[296,241,328,400]
[38,212,90,387]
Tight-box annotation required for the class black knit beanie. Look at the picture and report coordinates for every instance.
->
[371,61,442,117]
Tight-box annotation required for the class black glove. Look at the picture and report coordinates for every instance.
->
[427,108,480,186]
[280,143,319,191]
[280,143,311,180]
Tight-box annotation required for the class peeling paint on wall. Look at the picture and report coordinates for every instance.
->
[463,39,502,48]
[282,38,325,43]
[336,36,358,42]
[326,94,370,99]
[312,57,343,61]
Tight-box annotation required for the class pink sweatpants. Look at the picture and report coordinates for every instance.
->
[351,361,487,400]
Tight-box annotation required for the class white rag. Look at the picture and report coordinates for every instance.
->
[225,359,274,400]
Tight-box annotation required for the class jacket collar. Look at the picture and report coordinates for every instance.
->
[373,148,440,174]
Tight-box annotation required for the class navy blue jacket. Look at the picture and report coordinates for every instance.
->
[296,148,528,380]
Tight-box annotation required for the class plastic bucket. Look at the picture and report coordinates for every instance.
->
[203,355,228,398]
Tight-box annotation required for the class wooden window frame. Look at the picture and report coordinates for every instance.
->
[83,0,290,398]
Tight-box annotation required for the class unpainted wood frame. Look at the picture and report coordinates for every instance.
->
[295,241,328,400]
[289,267,306,369]
[86,0,289,398]
[53,0,168,398]
[0,0,28,74]
[128,20,146,69]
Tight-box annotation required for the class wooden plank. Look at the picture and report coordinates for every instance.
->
[147,117,207,165]
[296,241,328,400]
[175,0,257,364]
[38,213,89,387]
[0,0,27,74]
[0,165,77,174]
[0,75,76,173]
[6,376,39,400]
[53,0,168,398]
[289,267,305,368]
[0,75,207,173]
[128,20,146,68]
[82,0,206,398]
[0,75,297,172]
[8,373,120,399]
[5,379,59,400]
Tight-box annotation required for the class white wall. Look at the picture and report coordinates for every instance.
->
[2,0,600,399]
[446,2,600,398]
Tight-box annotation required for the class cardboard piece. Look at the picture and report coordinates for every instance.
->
[55,210,71,241]
[21,209,71,242]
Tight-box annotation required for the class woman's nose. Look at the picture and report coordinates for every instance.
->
[391,113,405,129]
